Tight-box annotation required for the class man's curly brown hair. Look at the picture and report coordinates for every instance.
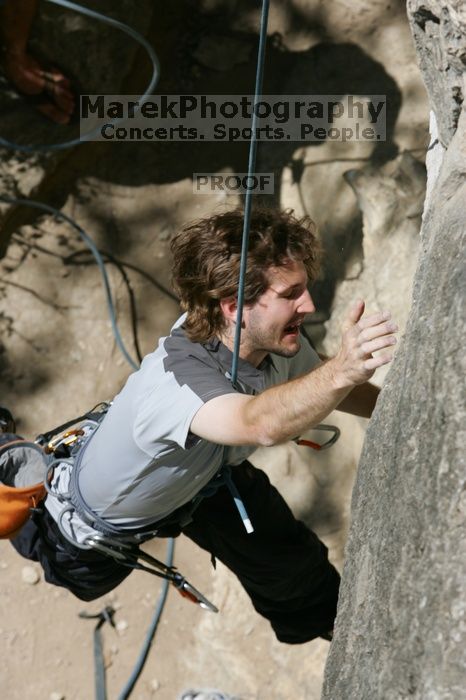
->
[170,207,321,343]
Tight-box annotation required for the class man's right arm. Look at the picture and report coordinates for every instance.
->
[190,300,398,447]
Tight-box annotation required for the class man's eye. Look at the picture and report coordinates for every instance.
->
[282,289,301,299]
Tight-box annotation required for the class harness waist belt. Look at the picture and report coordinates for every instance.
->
[68,438,254,543]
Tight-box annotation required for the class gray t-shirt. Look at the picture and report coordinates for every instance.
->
[51,315,320,533]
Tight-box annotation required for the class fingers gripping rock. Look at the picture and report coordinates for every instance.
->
[336,302,399,386]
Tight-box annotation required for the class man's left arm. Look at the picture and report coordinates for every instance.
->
[318,353,379,418]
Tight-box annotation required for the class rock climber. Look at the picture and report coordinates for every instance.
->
[7,207,398,644]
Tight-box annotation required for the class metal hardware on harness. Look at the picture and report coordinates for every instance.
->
[85,534,218,613]
[35,401,111,448]
[296,423,341,451]
[45,429,85,454]
[172,574,219,613]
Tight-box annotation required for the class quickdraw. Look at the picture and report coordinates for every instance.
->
[84,534,218,613]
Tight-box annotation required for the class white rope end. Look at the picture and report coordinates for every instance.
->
[243,519,254,534]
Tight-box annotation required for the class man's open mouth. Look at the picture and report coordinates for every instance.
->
[283,321,302,336]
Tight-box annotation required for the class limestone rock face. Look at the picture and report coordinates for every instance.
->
[407,0,465,147]
[322,151,425,386]
[322,4,466,699]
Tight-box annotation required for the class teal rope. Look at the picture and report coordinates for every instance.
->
[118,538,175,700]
[0,1,164,689]
[0,196,139,370]
[231,0,270,387]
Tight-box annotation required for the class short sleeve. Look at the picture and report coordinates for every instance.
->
[133,350,236,451]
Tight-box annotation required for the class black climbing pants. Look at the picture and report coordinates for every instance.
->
[12,460,340,644]
[183,460,340,643]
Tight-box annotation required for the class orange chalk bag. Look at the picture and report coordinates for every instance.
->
[0,440,48,539]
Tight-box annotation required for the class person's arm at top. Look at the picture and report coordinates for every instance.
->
[190,300,398,446]
[0,0,38,55]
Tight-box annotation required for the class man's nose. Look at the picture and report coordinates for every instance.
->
[298,289,315,314]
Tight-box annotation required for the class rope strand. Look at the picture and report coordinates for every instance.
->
[231,0,270,386]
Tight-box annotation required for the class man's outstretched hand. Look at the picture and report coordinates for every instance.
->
[331,299,398,389]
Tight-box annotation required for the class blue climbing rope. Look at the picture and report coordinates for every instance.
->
[0,0,160,152]
[231,0,270,387]
[0,195,139,370]
[117,538,175,700]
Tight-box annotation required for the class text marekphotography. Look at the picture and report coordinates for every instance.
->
[80,94,387,142]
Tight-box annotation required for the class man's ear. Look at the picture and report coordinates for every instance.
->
[219,297,238,324]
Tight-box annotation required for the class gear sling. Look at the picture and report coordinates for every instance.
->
[1,404,218,612]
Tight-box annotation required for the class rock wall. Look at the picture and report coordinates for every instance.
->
[322,3,466,699]
[322,150,425,384]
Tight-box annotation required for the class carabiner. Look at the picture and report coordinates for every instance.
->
[172,573,219,613]
[296,423,340,451]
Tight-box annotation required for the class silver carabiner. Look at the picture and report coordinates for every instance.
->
[172,573,219,613]
[84,534,134,561]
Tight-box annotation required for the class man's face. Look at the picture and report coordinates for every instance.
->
[241,259,315,365]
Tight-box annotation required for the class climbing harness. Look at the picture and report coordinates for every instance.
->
[42,420,245,612]
[38,404,218,613]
